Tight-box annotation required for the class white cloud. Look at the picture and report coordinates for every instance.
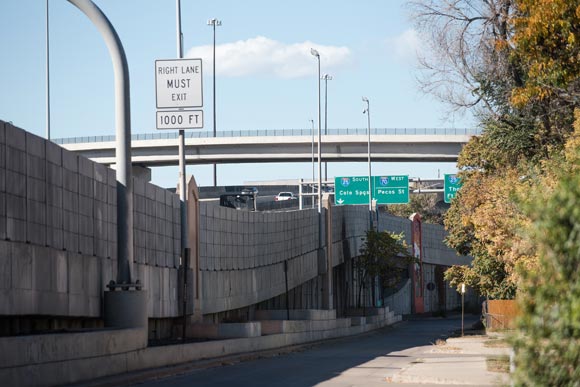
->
[386,29,422,63]
[186,36,352,78]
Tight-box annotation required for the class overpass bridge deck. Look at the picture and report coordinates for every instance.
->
[56,128,479,166]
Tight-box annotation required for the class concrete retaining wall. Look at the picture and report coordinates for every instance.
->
[384,279,412,316]
[0,327,147,387]
[0,310,400,387]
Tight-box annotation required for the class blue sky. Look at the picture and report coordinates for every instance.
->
[0,0,472,188]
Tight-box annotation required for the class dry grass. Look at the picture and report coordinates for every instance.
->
[486,355,510,373]
[484,338,510,348]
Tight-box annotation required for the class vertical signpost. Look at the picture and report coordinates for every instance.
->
[444,174,462,203]
[156,54,203,336]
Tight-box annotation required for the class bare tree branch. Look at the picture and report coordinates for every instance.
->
[408,0,517,117]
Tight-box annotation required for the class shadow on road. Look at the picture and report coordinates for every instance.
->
[132,315,479,387]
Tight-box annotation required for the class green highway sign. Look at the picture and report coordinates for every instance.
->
[444,174,462,203]
[373,175,409,204]
[335,175,409,205]
[335,176,371,205]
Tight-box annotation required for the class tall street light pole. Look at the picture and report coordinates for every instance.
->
[176,0,188,258]
[309,118,315,208]
[46,0,51,141]
[310,48,322,214]
[207,18,221,187]
[322,74,332,185]
[363,96,372,228]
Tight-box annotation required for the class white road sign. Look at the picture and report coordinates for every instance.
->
[155,58,203,109]
[156,110,203,130]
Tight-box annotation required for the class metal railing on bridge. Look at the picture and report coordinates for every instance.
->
[53,127,480,145]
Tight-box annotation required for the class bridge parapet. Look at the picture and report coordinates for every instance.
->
[54,127,481,145]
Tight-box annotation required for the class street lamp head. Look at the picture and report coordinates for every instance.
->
[321,74,333,80]
[310,48,320,58]
[207,18,222,26]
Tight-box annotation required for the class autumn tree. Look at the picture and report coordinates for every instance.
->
[410,0,580,298]
[508,0,580,149]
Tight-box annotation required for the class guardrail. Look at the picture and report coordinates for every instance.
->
[54,127,480,145]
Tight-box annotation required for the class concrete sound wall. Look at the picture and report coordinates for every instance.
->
[379,213,470,267]
[379,213,412,246]
[199,204,321,314]
[422,222,471,267]
[330,204,369,267]
[0,121,181,320]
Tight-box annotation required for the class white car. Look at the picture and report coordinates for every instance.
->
[275,192,297,201]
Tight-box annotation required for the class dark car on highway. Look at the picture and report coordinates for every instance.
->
[241,187,259,195]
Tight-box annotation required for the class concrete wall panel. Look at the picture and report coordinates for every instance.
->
[0,122,180,319]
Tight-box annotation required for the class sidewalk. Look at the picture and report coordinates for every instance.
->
[386,333,512,386]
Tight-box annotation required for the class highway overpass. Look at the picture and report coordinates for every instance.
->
[56,128,478,166]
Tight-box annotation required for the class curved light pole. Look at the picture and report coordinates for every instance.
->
[363,96,372,228]
[207,18,221,187]
[67,0,134,285]
[322,74,332,184]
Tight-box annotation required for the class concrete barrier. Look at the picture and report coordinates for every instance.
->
[0,327,147,386]
[260,318,352,335]
[350,316,366,326]
[187,322,262,339]
[255,309,337,321]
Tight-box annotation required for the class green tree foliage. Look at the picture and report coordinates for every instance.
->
[355,230,413,307]
[445,253,516,300]
[513,170,580,386]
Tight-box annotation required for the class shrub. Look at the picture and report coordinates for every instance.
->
[513,172,580,385]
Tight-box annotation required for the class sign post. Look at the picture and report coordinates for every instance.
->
[444,174,462,203]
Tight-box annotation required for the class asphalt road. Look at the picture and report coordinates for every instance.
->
[131,315,478,387]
